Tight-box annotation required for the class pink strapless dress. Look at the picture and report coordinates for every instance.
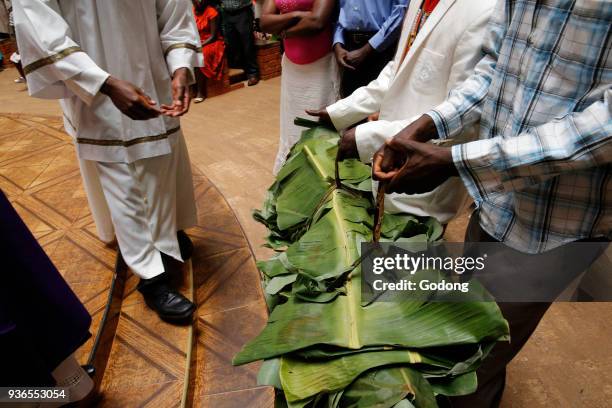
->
[275,0,332,65]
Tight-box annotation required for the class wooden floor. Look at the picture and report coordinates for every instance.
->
[1,67,612,408]
[0,113,115,367]
[0,113,272,407]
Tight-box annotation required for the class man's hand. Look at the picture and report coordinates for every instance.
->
[373,138,458,195]
[100,77,161,120]
[305,107,333,127]
[337,127,359,161]
[374,115,440,175]
[161,67,192,117]
[345,43,374,68]
[334,43,355,70]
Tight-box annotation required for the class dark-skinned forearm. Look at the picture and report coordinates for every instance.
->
[260,12,302,35]
[284,14,326,37]
[395,115,440,143]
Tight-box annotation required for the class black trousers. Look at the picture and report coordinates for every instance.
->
[446,212,609,407]
[340,32,397,98]
[224,6,259,77]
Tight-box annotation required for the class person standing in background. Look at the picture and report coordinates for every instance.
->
[308,0,495,225]
[334,0,408,98]
[193,0,226,103]
[372,1,611,405]
[222,0,260,86]
[0,0,10,37]
[261,0,338,174]
[13,0,203,324]
[1,0,25,83]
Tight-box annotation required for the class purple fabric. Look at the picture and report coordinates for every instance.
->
[0,189,91,386]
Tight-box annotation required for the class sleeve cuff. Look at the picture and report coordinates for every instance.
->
[64,65,110,106]
[24,50,108,105]
[327,100,360,131]
[452,140,505,205]
[368,33,385,51]
[428,100,465,140]
[166,46,203,85]
[355,119,416,164]
[333,28,345,46]
[354,122,380,163]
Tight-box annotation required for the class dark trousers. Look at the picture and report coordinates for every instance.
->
[446,212,609,407]
[224,6,259,77]
[340,32,397,98]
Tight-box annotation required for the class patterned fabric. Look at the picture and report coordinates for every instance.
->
[221,0,251,11]
[428,0,612,254]
[400,0,440,63]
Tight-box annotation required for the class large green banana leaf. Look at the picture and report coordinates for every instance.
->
[244,124,509,407]
[258,193,444,305]
[428,372,478,397]
[285,190,371,282]
[254,127,371,250]
[279,342,490,403]
[275,137,337,231]
[234,273,509,365]
[280,350,424,402]
[340,366,438,408]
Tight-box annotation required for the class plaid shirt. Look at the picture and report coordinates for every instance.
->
[428,0,611,254]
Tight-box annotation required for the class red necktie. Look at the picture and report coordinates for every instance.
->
[400,0,441,63]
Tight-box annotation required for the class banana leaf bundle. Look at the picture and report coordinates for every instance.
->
[238,123,509,407]
[253,125,374,249]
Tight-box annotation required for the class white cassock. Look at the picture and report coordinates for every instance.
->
[326,0,495,224]
[13,0,204,279]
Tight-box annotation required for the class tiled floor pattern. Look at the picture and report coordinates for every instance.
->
[0,113,115,367]
[0,114,272,407]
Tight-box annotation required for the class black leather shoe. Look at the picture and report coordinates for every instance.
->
[177,230,194,260]
[138,275,195,324]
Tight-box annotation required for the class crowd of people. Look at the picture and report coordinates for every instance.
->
[272,1,611,406]
[1,0,610,405]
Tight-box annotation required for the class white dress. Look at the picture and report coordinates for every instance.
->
[273,52,340,174]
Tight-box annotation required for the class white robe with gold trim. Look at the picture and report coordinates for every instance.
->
[13,0,203,277]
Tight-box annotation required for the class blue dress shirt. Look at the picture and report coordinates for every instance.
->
[334,0,409,51]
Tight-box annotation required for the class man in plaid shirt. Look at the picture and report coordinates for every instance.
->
[374,0,610,405]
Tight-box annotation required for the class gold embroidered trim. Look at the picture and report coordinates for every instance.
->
[76,126,181,147]
[164,43,202,57]
[23,46,82,75]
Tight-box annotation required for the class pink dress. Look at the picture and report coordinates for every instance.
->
[275,0,332,65]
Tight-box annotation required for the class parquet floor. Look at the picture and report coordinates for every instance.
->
[0,113,273,407]
[0,113,115,367]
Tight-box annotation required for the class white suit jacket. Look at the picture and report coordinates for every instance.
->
[327,0,495,223]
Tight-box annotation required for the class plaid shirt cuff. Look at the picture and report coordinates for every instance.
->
[452,140,506,205]
[427,100,465,140]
